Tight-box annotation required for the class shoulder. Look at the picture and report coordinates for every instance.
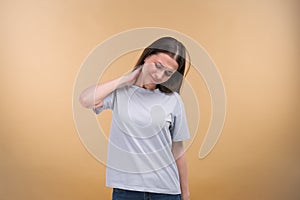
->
[168,92,184,104]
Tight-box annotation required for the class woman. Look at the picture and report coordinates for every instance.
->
[79,37,191,200]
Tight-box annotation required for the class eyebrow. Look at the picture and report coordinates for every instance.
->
[158,62,175,72]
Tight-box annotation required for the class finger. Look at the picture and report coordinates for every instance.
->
[133,66,142,75]
[135,65,143,71]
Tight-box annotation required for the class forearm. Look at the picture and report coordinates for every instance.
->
[79,67,142,109]
[176,153,190,200]
[79,77,123,109]
[172,141,190,199]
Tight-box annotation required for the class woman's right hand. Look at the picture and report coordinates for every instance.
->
[118,66,142,88]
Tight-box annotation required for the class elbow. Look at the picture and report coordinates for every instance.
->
[79,93,91,108]
[79,92,103,109]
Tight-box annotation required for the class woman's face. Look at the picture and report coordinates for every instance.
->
[141,52,179,87]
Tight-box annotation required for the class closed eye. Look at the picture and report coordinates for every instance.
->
[165,71,174,77]
[155,63,163,69]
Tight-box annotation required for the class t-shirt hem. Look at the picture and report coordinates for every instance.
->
[172,136,190,142]
[106,183,181,195]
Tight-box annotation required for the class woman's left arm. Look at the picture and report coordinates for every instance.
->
[172,141,190,200]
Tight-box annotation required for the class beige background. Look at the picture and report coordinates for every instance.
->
[1,0,299,199]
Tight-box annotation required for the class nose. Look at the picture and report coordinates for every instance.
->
[154,70,164,81]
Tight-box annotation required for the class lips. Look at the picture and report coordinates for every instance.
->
[150,76,160,83]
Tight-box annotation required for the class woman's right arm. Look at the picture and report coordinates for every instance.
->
[79,67,142,109]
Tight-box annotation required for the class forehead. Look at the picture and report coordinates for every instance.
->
[149,52,179,71]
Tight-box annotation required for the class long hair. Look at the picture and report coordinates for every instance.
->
[133,37,190,93]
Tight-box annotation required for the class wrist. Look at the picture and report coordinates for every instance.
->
[181,190,190,200]
[181,192,190,200]
[116,76,127,88]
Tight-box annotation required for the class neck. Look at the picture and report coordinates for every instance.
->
[135,74,156,90]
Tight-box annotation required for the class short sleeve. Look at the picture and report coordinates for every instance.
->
[92,90,116,114]
[170,93,190,141]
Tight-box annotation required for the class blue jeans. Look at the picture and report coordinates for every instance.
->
[112,188,181,200]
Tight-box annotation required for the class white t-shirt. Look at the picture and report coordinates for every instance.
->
[93,85,190,194]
